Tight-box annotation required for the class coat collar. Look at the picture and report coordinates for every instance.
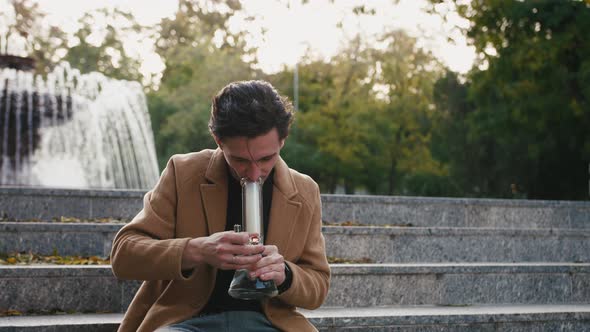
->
[270,153,298,199]
[265,153,301,255]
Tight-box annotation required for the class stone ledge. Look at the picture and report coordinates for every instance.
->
[0,187,145,198]
[324,225,590,262]
[0,222,121,256]
[325,263,590,307]
[0,188,143,221]
[0,313,121,327]
[2,264,590,311]
[3,187,587,207]
[1,187,589,228]
[321,195,590,228]
[2,305,590,331]
[4,262,590,277]
[304,304,590,325]
[9,221,590,235]
[322,226,590,236]
[3,222,590,262]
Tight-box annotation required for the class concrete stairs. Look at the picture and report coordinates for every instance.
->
[1,188,590,331]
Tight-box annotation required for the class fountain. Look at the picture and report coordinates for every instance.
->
[0,55,160,189]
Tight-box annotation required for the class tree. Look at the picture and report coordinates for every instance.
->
[148,0,260,168]
[370,30,447,195]
[63,8,144,82]
[431,70,476,196]
[0,0,68,74]
[268,58,342,193]
[430,0,590,200]
[271,29,445,195]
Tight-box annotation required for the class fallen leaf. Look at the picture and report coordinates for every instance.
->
[0,309,22,317]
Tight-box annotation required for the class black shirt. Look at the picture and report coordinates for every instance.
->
[200,169,274,314]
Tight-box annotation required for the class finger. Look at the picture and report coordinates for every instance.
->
[219,254,262,270]
[220,231,251,245]
[233,243,265,256]
[251,253,283,271]
[261,245,278,256]
[231,253,263,266]
[252,262,282,276]
[258,268,285,284]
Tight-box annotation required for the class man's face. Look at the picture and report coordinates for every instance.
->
[216,128,285,182]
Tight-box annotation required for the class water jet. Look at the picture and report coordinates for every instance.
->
[0,54,159,189]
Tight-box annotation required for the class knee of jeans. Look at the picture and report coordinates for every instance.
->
[154,327,178,332]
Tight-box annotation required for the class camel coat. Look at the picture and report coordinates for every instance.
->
[111,149,330,332]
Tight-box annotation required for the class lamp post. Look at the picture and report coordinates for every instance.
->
[294,61,299,111]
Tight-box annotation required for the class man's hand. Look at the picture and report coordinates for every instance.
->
[249,245,286,286]
[181,231,264,271]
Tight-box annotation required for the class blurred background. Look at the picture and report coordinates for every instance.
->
[1,0,589,200]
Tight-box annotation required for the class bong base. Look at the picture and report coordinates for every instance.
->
[228,269,278,300]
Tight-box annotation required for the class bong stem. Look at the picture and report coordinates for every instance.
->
[228,178,278,300]
[241,178,264,244]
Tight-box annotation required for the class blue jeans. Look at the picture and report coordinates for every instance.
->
[155,310,279,332]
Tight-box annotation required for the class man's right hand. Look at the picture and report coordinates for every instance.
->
[181,231,265,271]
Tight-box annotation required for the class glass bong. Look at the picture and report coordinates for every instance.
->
[227,178,278,300]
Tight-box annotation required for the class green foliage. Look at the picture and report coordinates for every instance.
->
[272,30,446,194]
[11,0,588,200]
[148,0,260,169]
[0,2,144,79]
[0,0,68,74]
[399,172,461,197]
[431,0,590,200]
[63,8,144,82]
[369,31,447,194]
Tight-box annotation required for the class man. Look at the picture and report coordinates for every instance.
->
[111,80,330,331]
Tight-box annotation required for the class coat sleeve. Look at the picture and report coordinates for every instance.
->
[276,183,331,309]
[111,156,193,281]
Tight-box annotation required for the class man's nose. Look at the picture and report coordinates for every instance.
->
[245,162,261,181]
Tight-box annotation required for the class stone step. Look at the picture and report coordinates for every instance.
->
[0,313,120,332]
[325,263,590,308]
[1,264,589,313]
[0,222,120,257]
[2,187,589,228]
[0,188,143,222]
[323,226,590,263]
[2,304,590,331]
[305,304,590,331]
[322,195,590,228]
[0,266,138,314]
[2,222,590,263]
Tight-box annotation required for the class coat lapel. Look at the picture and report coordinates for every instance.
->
[266,157,301,256]
[200,149,229,235]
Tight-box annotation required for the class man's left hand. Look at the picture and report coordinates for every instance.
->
[249,245,286,286]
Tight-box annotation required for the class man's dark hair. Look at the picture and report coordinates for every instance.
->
[209,80,294,141]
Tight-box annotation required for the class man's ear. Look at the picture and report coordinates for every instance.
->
[213,134,222,148]
[280,136,287,149]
